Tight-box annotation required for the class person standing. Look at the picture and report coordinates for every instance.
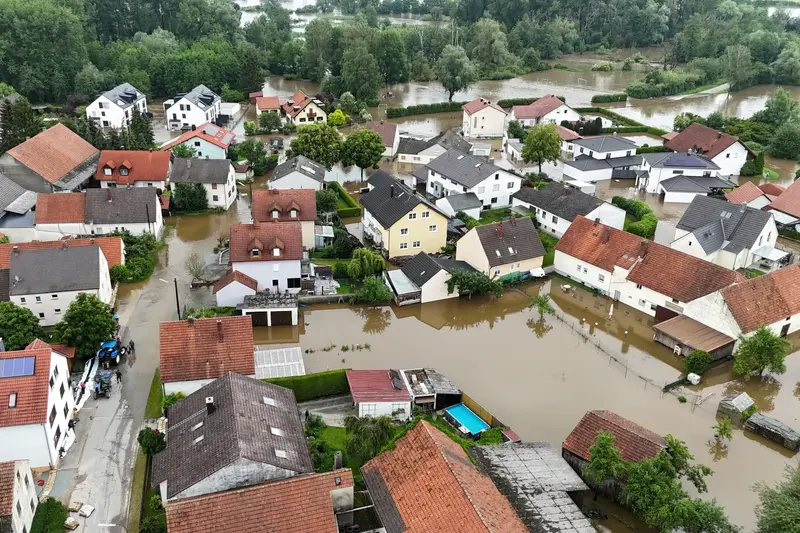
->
[115,369,122,383]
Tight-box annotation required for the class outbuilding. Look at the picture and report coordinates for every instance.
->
[345,369,412,421]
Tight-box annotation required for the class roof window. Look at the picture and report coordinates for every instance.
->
[191,421,204,431]
[275,449,287,458]
[193,435,205,444]
[263,396,276,406]
[271,427,285,437]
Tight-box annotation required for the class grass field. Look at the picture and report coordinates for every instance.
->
[145,369,163,419]
[478,208,511,225]
[127,450,147,533]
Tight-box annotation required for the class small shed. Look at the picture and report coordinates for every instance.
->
[400,368,461,411]
[470,143,492,158]
[653,315,735,360]
[716,392,755,424]
[744,412,800,452]
[345,369,412,421]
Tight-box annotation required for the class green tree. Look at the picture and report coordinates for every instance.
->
[409,52,435,81]
[0,83,14,97]
[466,18,515,76]
[446,270,503,298]
[342,129,385,180]
[350,276,392,304]
[233,139,272,175]
[684,350,713,375]
[0,301,44,351]
[328,109,349,127]
[316,189,338,213]
[162,392,186,410]
[732,325,792,378]
[52,293,116,359]
[0,97,44,153]
[522,124,562,173]
[723,45,754,91]
[341,43,382,105]
[173,182,209,212]
[507,120,526,140]
[706,111,725,130]
[347,248,385,280]
[137,427,166,455]
[344,415,395,459]
[171,143,196,158]
[289,123,343,169]
[74,63,116,97]
[583,431,625,498]
[436,45,477,102]
[129,108,155,149]
[258,111,282,132]
[712,417,733,442]
[754,88,800,127]
[374,30,409,84]
[139,516,167,533]
[529,294,555,320]
[338,92,361,116]
[221,83,245,102]
[30,498,68,533]
[755,464,800,533]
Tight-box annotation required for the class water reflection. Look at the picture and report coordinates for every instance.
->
[707,439,730,462]
[352,306,392,334]
[526,317,553,338]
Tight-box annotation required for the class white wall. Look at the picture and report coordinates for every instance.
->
[662,190,702,204]
[574,146,634,160]
[0,425,50,470]
[163,376,251,397]
[745,216,778,265]
[232,260,302,293]
[204,165,237,209]
[165,97,220,130]
[181,138,227,160]
[640,162,715,194]
[515,104,580,126]
[683,292,742,339]
[357,400,412,421]
[554,250,615,294]
[586,203,626,231]
[713,142,749,176]
[434,197,480,220]
[563,166,612,182]
[99,180,167,189]
[36,203,164,239]
[86,95,147,129]
[526,204,573,237]
[301,220,315,250]
[14,289,101,327]
[44,352,74,467]
[670,232,715,262]
[427,169,521,209]
[11,460,37,533]
[270,171,323,191]
[615,278,683,317]
[421,269,456,303]
[463,107,506,138]
[169,458,295,501]
[215,282,256,307]
[291,101,327,125]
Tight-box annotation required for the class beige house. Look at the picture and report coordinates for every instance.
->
[361,176,448,258]
[456,217,545,279]
[281,90,327,125]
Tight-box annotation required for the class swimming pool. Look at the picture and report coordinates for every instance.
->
[444,403,490,436]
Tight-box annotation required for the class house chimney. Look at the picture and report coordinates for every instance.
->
[205,396,215,415]
[191,124,196,131]
[12,245,18,254]
[640,239,649,257]
[205,156,209,160]
[107,189,112,202]
[216,319,224,342]
[61,240,68,250]
[390,184,395,198]
[497,221,503,237]
[188,316,195,327]
[602,226,610,243]
[334,451,343,469]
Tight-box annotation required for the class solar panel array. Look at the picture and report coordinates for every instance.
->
[664,153,706,168]
[220,132,234,145]
[0,356,35,378]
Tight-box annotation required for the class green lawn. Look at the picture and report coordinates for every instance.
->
[478,208,512,225]
[127,449,147,533]
[538,230,559,267]
[763,167,780,180]
[316,426,366,488]
[145,369,163,419]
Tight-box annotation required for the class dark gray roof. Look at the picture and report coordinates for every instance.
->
[367,169,396,189]
[85,187,158,224]
[9,245,100,295]
[0,173,30,215]
[0,269,9,301]
[271,155,326,183]
[643,151,720,170]
[512,182,602,222]
[170,158,231,184]
[676,195,773,254]
[660,175,735,193]
[153,373,313,499]
[573,135,637,153]
[411,165,428,183]
[442,192,481,211]
[98,83,145,110]
[397,137,429,155]
[474,217,545,267]
[427,149,502,188]
[180,84,220,109]
[360,178,444,228]
[400,252,474,288]
[565,154,642,171]
[398,130,472,156]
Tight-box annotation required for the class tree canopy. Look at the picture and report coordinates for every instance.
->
[52,293,117,359]
[755,464,800,533]
[342,128,385,179]
[733,326,792,379]
[289,124,343,169]
[522,124,562,173]
[0,302,44,351]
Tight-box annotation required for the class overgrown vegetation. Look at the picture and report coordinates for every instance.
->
[733,325,792,379]
[538,230,558,267]
[684,350,713,376]
[184,306,236,318]
[591,93,628,103]
[350,276,393,304]
[446,270,503,298]
[145,369,164,419]
[30,498,68,533]
[754,464,800,533]
[108,231,160,283]
[327,181,362,218]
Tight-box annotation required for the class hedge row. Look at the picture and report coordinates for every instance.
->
[385,101,466,118]
[612,196,657,239]
[328,181,362,218]
[591,93,628,103]
[778,227,800,241]
[265,369,350,402]
[601,126,670,136]
[496,96,565,108]
[636,145,673,154]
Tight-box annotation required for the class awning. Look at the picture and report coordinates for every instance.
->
[654,315,734,353]
[752,245,789,262]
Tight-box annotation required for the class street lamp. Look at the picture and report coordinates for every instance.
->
[99,524,128,532]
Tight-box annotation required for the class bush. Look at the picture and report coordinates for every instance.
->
[149,494,163,511]
[109,264,130,283]
[553,63,569,70]
[627,213,657,238]
[625,68,702,99]
[684,350,713,375]
[497,96,565,109]
[385,101,465,118]
[265,369,350,402]
[591,61,614,71]
[350,275,392,303]
[162,392,185,410]
[740,159,758,176]
[328,181,361,217]
[636,145,673,154]
[591,93,627,103]
[613,196,657,238]
[778,227,800,241]
[138,427,166,456]
[333,262,350,278]
[173,182,208,212]
[108,231,159,283]
[31,498,68,533]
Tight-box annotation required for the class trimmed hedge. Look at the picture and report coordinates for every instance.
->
[591,93,628,103]
[613,196,657,239]
[328,181,362,218]
[496,96,565,108]
[636,145,673,154]
[601,126,669,136]
[265,369,350,402]
[779,227,800,241]
[385,101,466,118]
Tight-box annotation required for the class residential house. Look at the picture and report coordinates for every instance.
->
[229,222,304,293]
[663,122,753,176]
[671,196,779,271]
[425,149,523,209]
[462,97,507,139]
[163,85,221,131]
[636,152,733,203]
[153,373,314,501]
[159,316,255,396]
[455,217,545,280]
[233,161,253,181]
[251,189,317,250]
[396,129,472,165]
[511,181,626,237]
[554,216,743,317]
[160,123,236,160]
[505,124,581,165]
[765,179,800,229]
[169,158,237,210]
[511,95,580,127]
[725,181,772,209]
[255,95,281,117]
[213,271,258,307]
[281,90,327,125]
[269,156,328,191]
[399,368,461,411]
[0,460,37,533]
[361,421,528,533]
[0,237,124,271]
[435,192,482,219]
[0,124,99,193]
[34,188,163,239]
[164,470,354,533]
[95,150,171,189]
[360,177,448,259]
[345,370,412,421]
[85,83,147,129]
[0,341,75,470]
[361,121,398,158]
[7,244,113,326]
[563,135,641,182]
[384,252,475,306]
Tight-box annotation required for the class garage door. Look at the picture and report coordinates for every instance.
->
[270,311,293,326]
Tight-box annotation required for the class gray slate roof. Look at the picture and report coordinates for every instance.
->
[400,252,474,288]
[0,269,9,301]
[397,137,429,155]
[85,187,158,224]
[0,172,30,216]
[9,245,100,295]
[643,151,720,170]
[153,373,313,499]
[181,84,220,109]
[427,149,503,189]
[660,175,735,193]
[565,154,642,171]
[367,169,396,189]
[398,130,472,155]
[360,177,444,229]
[573,135,637,153]
[271,155,326,183]
[170,158,231,184]
[442,192,481,211]
[99,83,145,109]
[512,182,602,222]
[474,217,545,267]
[676,195,773,254]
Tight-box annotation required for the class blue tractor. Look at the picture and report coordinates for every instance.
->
[97,340,126,368]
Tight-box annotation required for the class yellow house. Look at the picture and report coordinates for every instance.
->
[361,178,449,258]
[456,217,545,279]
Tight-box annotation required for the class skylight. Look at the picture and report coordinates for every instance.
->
[275,449,287,458]
[191,421,204,431]
[193,435,205,444]
[263,396,276,406]
[271,427,285,437]
[495,250,501,257]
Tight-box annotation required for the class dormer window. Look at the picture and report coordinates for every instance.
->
[273,248,280,257]
[120,168,129,176]
[290,209,297,218]
[104,168,112,176]
[251,249,260,257]
[272,210,279,218]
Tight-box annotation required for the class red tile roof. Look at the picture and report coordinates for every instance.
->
[96,150,171,184]
[555,216,643,272]
[252,189,316,222]
[256,96,281,111]
[50,344,76,358]
[165,470,353,533]
[759,183,785,196]
[34,193,85,224]
[662,131,679,141]
[212,270,258,294]
[725,181,767,205]
[159,316,255,384]
[768,179,800,218]
[462,97,506,115]
[0,237,124,267]
[563,410,666,463]
[7,124,99,184]
[556,124,581,141]
[281,90,318,119]
[346,370,411,403]
[0,346,53,428]
[721,264,800,333]
[229,223,304,263]
[512,95,566,120]
[365,121,398,148]
[362,421,527,533]
[663,122,748,160]
[0,461,14,517]
[160,123,236,151]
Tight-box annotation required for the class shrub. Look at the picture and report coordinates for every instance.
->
[553,63,569,70]
[779,227,800,241]
[684,350,713,375]
[742,403,758,421]
[591,93,627,103]
[627,213,657,238]
[333,262,350,279]
[636,145,673,154]
[497,96,565,109]
[328,181,361,217]
[385,101,465,118]
[678,396,688,403]
[109,264,130,283]
[740,159,758,176]
[162,392,185,410]
[149,494,163,511]
[265,369,350,402]
[138,427,166,455]
[612,196,654,220]
[591,61,614,72]
[30,498,68,533]
[350,275,392,303]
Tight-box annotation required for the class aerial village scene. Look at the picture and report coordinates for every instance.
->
[3,0,800,532]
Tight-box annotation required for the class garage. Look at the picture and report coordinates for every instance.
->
[240,293,299,327]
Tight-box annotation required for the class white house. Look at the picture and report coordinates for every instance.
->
[385,252,476,306]
[563,135,642,182]
[365,121,400,157]
[269,156,328,191]
[397,130,472,165]
[163,85,221,131]
[0,459,38,533]
[229,222,304,293]
[462,98,507,139]
[671,196,779,271]
[9,244,113,327]
[160,123,235,160]
[511,95,580,127]
[425,149,522,209]
[96,150,171,189]
[159,316,255,396]
[0,340,75,470]
[86,83,147,129]
[169,158,237,210]
[345,370,412,421]
[636,152,734,203]
[435,192,482,220]
[281,90,327,125]
[251,189,317,250]
[663,123,753,177]
[456,217,545,280]
[766,179,800,230]
[511,182,625,237]
[213,270,258,307]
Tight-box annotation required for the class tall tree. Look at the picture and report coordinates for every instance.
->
[522,124,561,173]
[0,302,44,351]
[129,108,155,150]
[374,30,409,84]
[341,43,383,105]
[755,464,800,533]
[0,97,43,153]
[288,124,343,169]
[583,431,624,499]
[344,415,395,458]
[732,326,792,378]
[436,45,477,101]
[341,128,385,180]
[465,18,514,75]
[52,293,117,359]
[722,45,754,91]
